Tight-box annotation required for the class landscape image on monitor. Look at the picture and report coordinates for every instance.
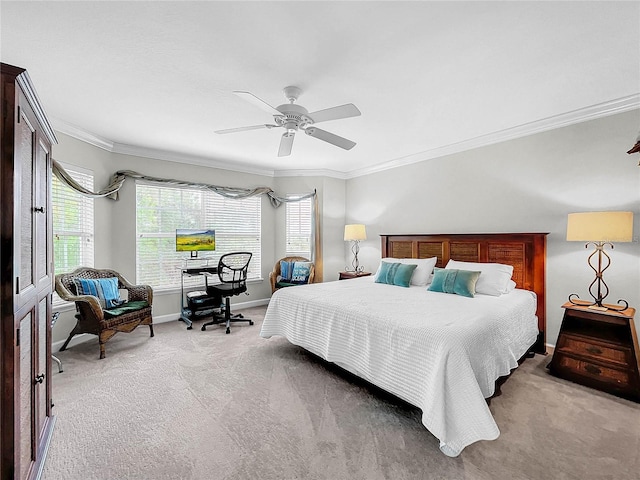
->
[176,229,216,252]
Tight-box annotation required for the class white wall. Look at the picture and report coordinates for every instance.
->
[345,109,640,346]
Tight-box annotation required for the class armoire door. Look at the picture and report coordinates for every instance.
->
[9,70,55,480]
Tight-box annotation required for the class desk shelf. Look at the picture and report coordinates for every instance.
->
[179,264,220,329]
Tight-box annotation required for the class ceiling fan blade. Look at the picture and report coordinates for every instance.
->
[233,91,282,116]
[307,103,361,124]
[278,132,295,157]
[215,124,275,134]
[304,127,356,150]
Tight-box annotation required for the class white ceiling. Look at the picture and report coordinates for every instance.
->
[2,1,639,177]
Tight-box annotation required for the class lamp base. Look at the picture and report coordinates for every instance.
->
[568,294,629,312]
[344,267,365,273]
[587,305,608,312]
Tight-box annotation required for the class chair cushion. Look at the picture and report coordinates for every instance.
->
[207,283,247,296]
[74,277,123,308]
[103,300,150,318]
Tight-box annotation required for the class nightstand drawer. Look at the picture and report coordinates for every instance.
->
[557,355,630,388]
[558,334,630,367]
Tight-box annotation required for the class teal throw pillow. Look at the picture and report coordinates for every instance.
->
[74,277,123,308]
[280,261,294,281]
[290,262,312,284]
[428,268,481,298]
[375,262,418,288]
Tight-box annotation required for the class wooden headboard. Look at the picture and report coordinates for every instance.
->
[381,233,548,354]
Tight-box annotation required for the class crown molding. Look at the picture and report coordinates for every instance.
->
[52,118,114,150]
[52,94,639,180]
[111,143,276,178]
[344,94,640,179]
[273,168,348,179]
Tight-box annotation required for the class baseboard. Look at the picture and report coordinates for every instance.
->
[53,297,271,350]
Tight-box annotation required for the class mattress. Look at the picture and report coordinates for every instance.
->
[260,276,538,457]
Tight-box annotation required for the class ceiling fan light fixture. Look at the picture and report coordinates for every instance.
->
[283,121,298,134]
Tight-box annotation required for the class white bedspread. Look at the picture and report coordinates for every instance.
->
[260,276,538,457]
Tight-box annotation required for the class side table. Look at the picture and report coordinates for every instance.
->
[338,271,372,280]
[548,302,639,402]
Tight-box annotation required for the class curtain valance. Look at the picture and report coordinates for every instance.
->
[52,159,315,207]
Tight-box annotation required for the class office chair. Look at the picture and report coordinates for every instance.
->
[201,252,254,333]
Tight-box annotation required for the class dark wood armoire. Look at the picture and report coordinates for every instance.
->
[1,63,57,480]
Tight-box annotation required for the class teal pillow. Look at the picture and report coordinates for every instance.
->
[428,268,481,298]
[374,262,417,288]
[280,261,294,281]
[74,277,123,308]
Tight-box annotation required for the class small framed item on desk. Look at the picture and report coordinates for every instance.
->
[339,271,372,280]
[548,302,640,402]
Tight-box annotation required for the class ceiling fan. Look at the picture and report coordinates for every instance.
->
[215,86,361,157]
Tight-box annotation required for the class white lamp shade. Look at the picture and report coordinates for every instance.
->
[344,224,367,241]
[566,211,633,242]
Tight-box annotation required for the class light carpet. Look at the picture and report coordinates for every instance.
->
[44,306,640,480]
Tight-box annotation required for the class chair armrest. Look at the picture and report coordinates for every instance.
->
[54,274,104,320]
[308,265,315,284]
[66,294,105,321]
[126,284,153,305]
[269,272,277,293]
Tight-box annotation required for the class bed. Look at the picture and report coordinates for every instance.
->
[260,233,547,456]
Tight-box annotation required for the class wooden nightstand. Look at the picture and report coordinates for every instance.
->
[548,302,640,402]
[338,271,372,280]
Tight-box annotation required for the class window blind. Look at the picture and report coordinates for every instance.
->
[136,182,262,289]
[285,195,312,257]
[52,166,94,304]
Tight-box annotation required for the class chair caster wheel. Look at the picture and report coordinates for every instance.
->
[249,321,254,325]
[187,325,193,330]
[237,314,244,318]
[201,326,207,331]
[226,328,230,334]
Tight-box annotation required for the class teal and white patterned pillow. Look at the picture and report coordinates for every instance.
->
[291,262,312,284]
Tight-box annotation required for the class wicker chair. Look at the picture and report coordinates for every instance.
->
[55,267,154,359]
[269,256,315,293]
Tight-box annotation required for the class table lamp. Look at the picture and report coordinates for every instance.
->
[566,211,633,311]
[344,224,367,273]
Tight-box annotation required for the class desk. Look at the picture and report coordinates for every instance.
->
[180,266,219,329]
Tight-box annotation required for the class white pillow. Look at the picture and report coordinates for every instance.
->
[445,260,514,296]
[504,280,517,294]
[374,257,438,286]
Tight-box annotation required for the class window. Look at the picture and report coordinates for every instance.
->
[285,196,312,257]
[52,165,94,303]
[136,183,262,289]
